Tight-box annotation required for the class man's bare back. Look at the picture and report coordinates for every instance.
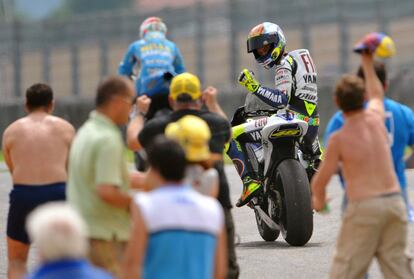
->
[329,110,399,201]
[2,111,75,185]
[3,83,76,279]
[311,35,414,279]
[312,53,400,209]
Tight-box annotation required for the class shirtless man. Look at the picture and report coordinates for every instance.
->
[2,83,75,279]
[311,51,414,278]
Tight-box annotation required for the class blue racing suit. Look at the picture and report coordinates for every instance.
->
[119,31,186,169]
[118,31,185,96]
[324,98,414,219]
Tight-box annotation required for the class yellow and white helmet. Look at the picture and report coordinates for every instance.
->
[247,22,286,69]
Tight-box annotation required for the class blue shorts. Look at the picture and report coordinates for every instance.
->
[7,182,66,244]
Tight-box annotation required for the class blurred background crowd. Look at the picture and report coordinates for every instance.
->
[0,0,414,139]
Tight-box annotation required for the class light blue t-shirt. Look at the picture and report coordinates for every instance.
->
[134,185,223,279]
[118,32,185,96]
[324,98,414,189]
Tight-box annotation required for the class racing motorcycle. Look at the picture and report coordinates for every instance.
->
[232,107,313,246]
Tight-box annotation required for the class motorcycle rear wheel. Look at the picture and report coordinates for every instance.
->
[273,159,313,246]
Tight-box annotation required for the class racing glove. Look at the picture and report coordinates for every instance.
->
[238,69,260,93]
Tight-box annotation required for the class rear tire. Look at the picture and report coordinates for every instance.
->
[274,159,313,246]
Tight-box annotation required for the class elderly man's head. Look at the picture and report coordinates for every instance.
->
[26,202,88,262]
[95,76,135,125]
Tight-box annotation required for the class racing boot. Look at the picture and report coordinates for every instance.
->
[236,176,262,207]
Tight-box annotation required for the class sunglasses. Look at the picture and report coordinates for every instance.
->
[114,96,137,106]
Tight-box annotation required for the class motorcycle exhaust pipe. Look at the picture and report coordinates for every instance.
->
[254,204,281,231]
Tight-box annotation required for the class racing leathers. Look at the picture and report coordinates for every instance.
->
[118,31,185,119]
[227,49,322,205]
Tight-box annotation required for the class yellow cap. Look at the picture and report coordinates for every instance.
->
[376,35,396,58]
[165,115,211,162]
[169,72,202,102]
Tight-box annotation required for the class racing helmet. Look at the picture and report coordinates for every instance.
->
[139,17,167,38]
[247,22,286,69]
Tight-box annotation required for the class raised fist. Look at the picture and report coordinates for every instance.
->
[238,69,260,93]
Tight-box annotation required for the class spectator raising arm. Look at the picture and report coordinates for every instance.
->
[362,53,385,117]
[202,86,228,119]
[127,95,152,151]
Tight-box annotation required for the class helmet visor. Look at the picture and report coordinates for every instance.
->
[247,34,279,53]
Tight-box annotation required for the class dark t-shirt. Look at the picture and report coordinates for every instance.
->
[139,109,232,208]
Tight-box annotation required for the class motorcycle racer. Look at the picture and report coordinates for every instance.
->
[227,22,322,207]
[118,17,186,119]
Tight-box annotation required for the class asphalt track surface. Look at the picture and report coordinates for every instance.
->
[0,163,413,278]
